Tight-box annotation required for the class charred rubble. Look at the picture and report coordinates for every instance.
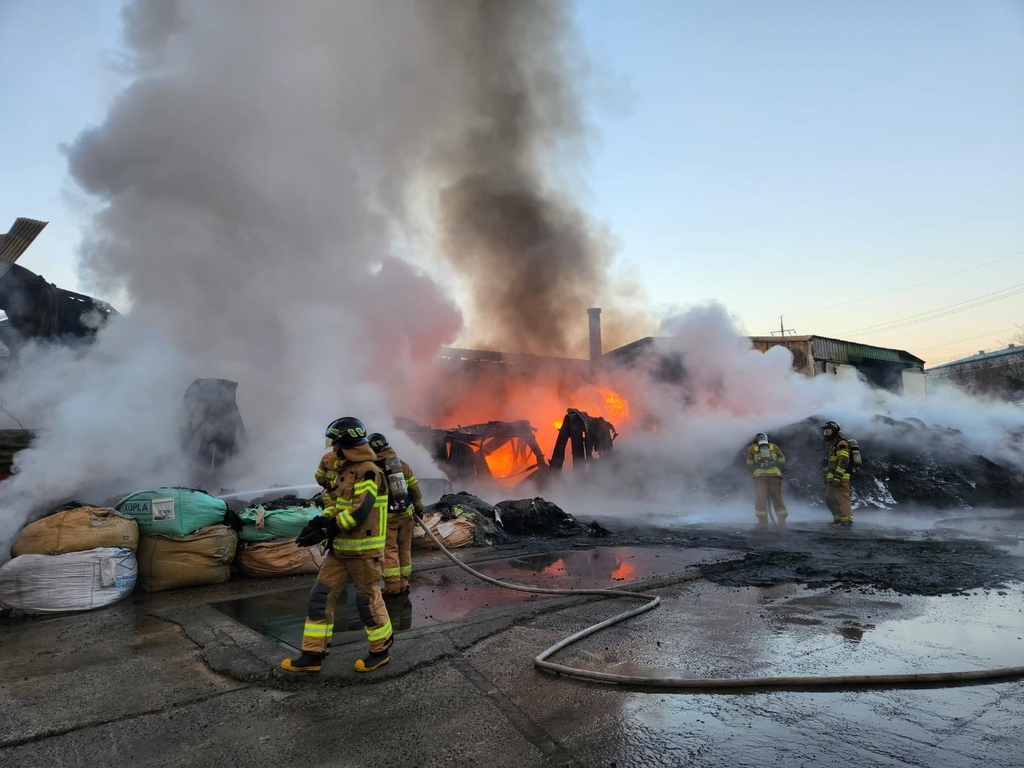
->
[713,415,1024,511]
[396,408,617,485]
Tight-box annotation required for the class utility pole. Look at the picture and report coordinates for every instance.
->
[771,315,795,337]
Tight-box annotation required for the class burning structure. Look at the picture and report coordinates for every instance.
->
[399,308,632,485]
[400,306,942,488]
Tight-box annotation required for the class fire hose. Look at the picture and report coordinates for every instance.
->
[415,516,1024,691]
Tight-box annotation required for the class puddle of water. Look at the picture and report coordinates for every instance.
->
[597,582,1024,681]
[588,585,1024,767]
[212,546,734,649]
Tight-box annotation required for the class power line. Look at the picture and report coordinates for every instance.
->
[913,326,1019,353]
[785,247,1024,318]
[849,283,1023,334]
[843,282,1024,337]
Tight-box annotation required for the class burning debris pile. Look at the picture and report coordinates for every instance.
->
[395,418,546,486]
[396,403,622,487]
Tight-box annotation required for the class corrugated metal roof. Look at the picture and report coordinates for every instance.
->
[751,335,924,367]
[926,344,1024,372]
[809,335,924,367]
[0,218,48,279]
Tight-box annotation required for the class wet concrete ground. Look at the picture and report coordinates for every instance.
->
[213,545,730,648]
[2,513,1024,767]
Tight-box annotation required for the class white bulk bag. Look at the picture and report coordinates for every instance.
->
[0,547,137,613]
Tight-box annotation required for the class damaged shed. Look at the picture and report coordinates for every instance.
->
[603,334,925,395]
[748,335,925,395]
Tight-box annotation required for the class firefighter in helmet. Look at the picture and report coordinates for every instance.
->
[368,432,425,596]
[313,446,340,509]
[822,420,853,527]
[744,432,788,528]
[282,417,392,674]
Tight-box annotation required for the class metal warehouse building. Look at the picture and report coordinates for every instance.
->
[925,344,1024,402]
[603,334,926,395]
[749,335,926,395]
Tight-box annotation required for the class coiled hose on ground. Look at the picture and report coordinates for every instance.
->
[415,517,1024,691]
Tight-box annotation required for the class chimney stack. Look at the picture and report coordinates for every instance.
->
[588,307,602,363]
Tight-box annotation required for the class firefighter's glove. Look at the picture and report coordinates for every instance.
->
[296,515,339,548]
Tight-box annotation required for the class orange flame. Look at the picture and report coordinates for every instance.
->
[597,388,630,424]
[552,387,629,433]
[483,440,517,479]
[418,372,632,484]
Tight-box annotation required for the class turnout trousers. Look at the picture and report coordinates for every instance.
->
[753,476,788,521]
[383,514,414,595]
[824,481,853,524]
[300,551,392,654]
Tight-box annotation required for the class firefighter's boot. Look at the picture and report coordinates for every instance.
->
[280,651,323,673]
[354,649,391,673]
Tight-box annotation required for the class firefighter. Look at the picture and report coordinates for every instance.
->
[368,432,425,596]
[313,447,339,509]
[281,417,392,674]
[822,420,854,527]
[744,432,788,528]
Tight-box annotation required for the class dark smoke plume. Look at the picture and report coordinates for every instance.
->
[423,1,652,356]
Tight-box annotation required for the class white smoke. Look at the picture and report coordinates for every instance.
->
[2,0,640,558]
[0,319,191,552]
[2,1,1021,560]
[534,303,1024,521]
[1,0,474,557]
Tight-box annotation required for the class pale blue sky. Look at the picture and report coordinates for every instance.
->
[2,1,1022,364]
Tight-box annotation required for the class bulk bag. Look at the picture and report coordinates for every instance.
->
[411,512,475,549]
[12,507,138,557]
[0,547,137,613]
[237,505,320,543]
[237,539,326,577]
[136,525,237,592]
[116,488,226,537]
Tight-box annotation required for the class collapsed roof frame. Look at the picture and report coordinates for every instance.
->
[0,217,117,344]
[396,417,547,482]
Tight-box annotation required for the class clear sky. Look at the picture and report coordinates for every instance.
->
[2,0,1022,366]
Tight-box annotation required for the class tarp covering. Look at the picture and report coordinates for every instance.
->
[428,492,514,545]
[494,497,582,536]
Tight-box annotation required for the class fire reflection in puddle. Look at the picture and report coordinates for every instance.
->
[212,545,736,649]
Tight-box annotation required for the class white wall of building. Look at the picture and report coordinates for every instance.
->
[902,370,926,397]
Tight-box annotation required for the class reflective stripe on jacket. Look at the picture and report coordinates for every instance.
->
[826,437,851,483]
[745,443,786,478]
[314,451,340,506]
[323,444,387,556]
